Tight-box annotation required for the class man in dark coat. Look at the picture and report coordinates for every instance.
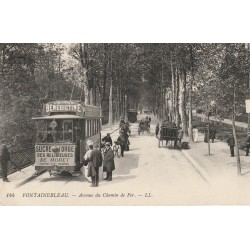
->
[84,140,103,187]
[102,133,113,146]
[0,138,10,182]
[227,132,235,157]
[209,124,216,143]
[204,125,209,143]
[155,123,160,137]
[116,130,128,156]
[103,142,115,181]
[245,132,250,156]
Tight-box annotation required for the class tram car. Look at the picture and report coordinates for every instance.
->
[127,109,138,123]
[32,100,101,176]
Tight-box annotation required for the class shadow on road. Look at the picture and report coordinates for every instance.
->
[115,152,139,175]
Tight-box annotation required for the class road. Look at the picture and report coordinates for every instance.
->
[0,115,209,205]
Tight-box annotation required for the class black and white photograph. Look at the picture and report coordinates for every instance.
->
[3,1,250,250]
[1,43,250,205]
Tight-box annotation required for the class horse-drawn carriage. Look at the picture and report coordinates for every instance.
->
[158,126,179,148]
[138,120,150,135]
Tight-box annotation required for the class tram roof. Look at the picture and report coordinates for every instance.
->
[32,114,85,120]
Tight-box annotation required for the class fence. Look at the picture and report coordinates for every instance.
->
[0,147,35,178]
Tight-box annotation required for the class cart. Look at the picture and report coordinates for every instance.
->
[158,126,179,148]
[138,121,150,135]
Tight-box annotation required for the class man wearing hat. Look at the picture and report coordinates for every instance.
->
[103,142,115,181]
[84,140,103,187]
[245,132,250,156]
[227,132,235,157]
[102,133,113,146]
[116,130,128,157]
[0,138,10,182]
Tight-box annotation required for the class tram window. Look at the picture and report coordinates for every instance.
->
[36,121,46,143]
[96,119,99,133]
[53,120,63,142]
[90,120,92,136]
[73,121,79,142]
[63,120,73,142]
[86,120,89,138]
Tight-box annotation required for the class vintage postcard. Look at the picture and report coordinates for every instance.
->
[1,43,250,205]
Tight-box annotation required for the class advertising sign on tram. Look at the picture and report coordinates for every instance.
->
[35,144,76,167]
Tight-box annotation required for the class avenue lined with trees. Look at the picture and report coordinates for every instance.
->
[0,43,249,174]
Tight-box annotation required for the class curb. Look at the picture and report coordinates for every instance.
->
[181,150,212,185]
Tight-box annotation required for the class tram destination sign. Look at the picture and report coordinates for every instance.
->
[43,100,100,117]
[35,144,76,167]
[44,101,83,115]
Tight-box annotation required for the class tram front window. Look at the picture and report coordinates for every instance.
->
[36,119,77,143]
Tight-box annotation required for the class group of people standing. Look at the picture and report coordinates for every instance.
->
[84,118,131,187]
[227,132,250,157]
[83,139,115,187]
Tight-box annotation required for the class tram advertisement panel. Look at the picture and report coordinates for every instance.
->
[35,144,76,167]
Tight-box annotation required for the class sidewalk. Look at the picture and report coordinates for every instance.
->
[184,131,250,184]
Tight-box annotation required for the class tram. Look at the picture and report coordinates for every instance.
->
[127,109,138,123]
[32,100,101,176]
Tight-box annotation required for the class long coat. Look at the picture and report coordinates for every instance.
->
[209,127,216,140]
[103,147,115,172]
[227,135,235,147]
[85,149,103,177]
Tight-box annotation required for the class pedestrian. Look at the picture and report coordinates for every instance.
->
[102,133,113,146]
[245,132,250,156]
[175,127,183,148]
[103,142,115,181]
[227,132,235,157]
[155,123,160,137]
[83,140,103,187]
[192,125,199,142]
[0,138,10,182]
[210,123,216,143]
[116,130,127,156]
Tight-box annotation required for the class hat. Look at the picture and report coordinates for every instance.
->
[87,140,93,146]
[105,142,111,146]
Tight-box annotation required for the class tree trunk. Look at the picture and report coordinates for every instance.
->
[207,115,210,155]
[79,43,89,105]
[189,44,194,142]
[108,51,113,126]
[170,59,175,123]
[124,94,128,121]
[233,84,241,175]
[175,68,180,127]
[179,69,188,136]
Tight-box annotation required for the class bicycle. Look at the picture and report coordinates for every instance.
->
[112,141,121,158]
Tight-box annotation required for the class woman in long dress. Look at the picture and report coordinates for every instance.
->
[193,125,199,142]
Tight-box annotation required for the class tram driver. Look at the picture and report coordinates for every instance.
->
[43,127,54,143]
